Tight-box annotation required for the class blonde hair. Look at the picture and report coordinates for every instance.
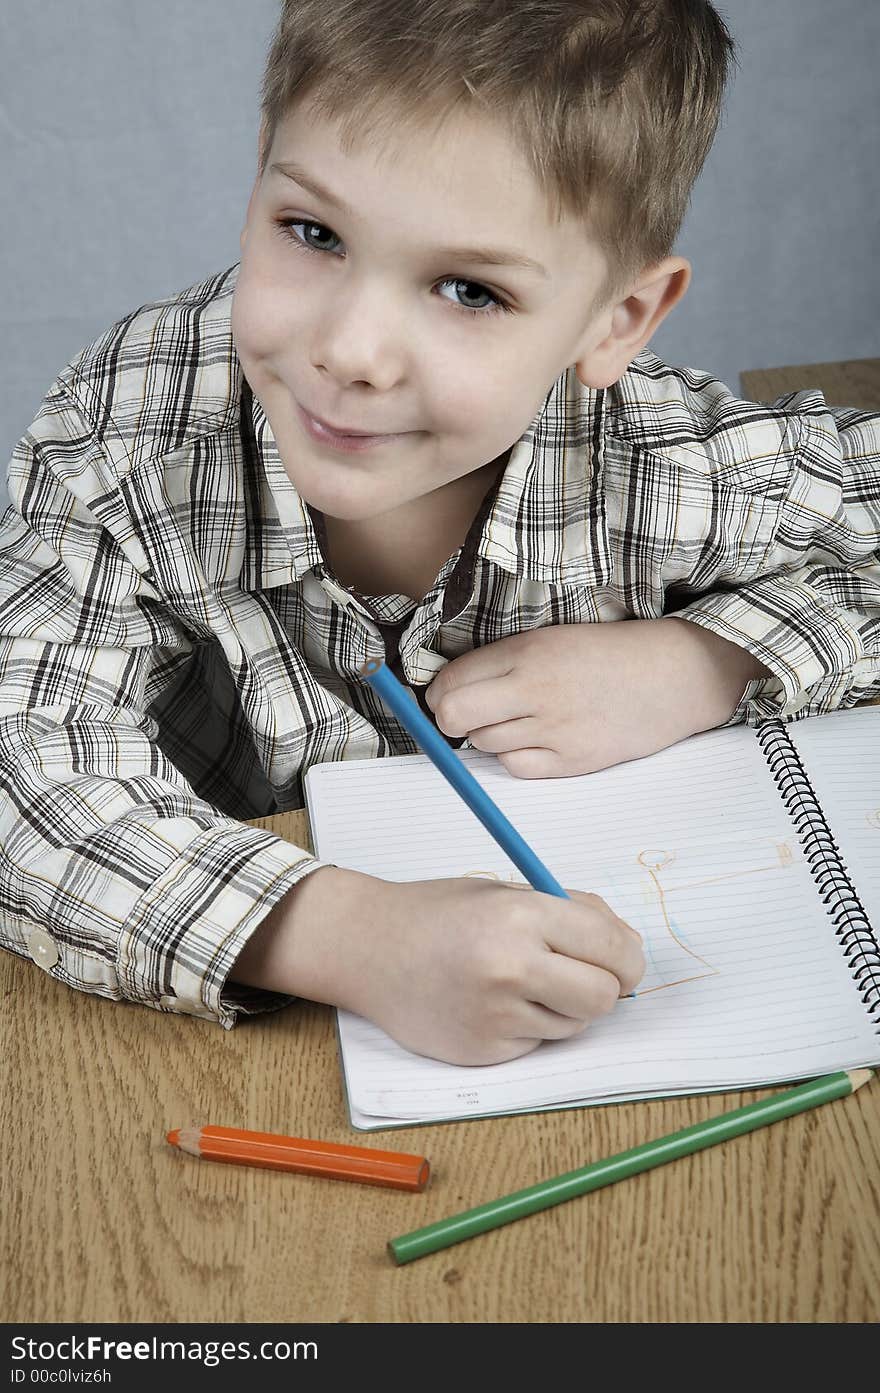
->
[259,0,736,306]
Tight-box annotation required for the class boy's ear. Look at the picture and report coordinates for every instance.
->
[574,257,691,389]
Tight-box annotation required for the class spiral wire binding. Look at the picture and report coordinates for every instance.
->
[757,719,880,1028]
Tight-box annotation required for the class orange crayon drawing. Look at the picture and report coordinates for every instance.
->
[463,837,795,997]
[634,850,718,993]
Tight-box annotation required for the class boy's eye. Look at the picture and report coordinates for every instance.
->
[288,220,341,254]
[438,280,497,312]
[273,218,512,318]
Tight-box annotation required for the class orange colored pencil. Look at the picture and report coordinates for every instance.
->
[166,1124,430,1192]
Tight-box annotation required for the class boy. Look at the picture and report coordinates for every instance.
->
[1,1,877,1067]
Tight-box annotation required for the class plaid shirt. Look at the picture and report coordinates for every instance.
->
[1,263,878,1026]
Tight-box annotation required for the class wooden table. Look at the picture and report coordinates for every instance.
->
[740,357,880,409]
[2,362,879,1326]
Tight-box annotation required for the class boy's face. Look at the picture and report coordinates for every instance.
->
[232,98,631,523]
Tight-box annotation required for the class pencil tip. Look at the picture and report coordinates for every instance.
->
[166,1129,180,1147]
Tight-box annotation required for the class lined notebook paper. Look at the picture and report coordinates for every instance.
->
[304,706,880,1130]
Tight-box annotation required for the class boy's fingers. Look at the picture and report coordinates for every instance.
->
[542,896,646,998]
[425,648,516,709]
[501,882,640,941]
[515,1005,591,1043]
[428,674,524,735]
[468,716,541,752]
[526,959,625,1025]
[569,888,643,941]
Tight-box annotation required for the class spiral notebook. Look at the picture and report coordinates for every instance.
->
[303,705,880,1130]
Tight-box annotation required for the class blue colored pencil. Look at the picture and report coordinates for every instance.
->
[359,658,568,898]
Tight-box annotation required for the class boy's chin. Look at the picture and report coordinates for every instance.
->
[295,479,406,524]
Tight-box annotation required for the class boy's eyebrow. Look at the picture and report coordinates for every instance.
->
[269,160,550,279]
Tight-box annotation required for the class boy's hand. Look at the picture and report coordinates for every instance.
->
[349,876,645,1065]
[424,617,768,777]
[235,866,646,1066]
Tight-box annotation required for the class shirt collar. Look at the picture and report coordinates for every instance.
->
[477,366,612,588]
[240,375,324,588]
[241,361,611,593]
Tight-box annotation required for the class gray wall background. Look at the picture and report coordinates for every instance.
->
[2,1,878,512]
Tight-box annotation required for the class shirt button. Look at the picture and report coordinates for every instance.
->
[321,577,354,607]
[786,690,812,714]
[27,928,60,971]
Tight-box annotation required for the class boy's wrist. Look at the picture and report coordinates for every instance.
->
[229,864,385,1006]
[664,616,769,729]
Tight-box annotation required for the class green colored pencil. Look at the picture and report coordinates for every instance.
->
[388,1069,873,1265]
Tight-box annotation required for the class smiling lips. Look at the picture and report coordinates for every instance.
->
[296,403,408,452]
[311,411,379,436]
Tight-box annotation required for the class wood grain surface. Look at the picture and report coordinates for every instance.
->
[740,358,880,409]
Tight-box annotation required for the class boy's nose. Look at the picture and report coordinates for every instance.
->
[311,282,407,392]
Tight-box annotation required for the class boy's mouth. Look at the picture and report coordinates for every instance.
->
[297,404,406,452]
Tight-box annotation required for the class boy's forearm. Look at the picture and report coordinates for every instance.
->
[229,864,381,1006]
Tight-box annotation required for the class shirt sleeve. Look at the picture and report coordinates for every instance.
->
[674,392,880,724]
[0,373,331,1028]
